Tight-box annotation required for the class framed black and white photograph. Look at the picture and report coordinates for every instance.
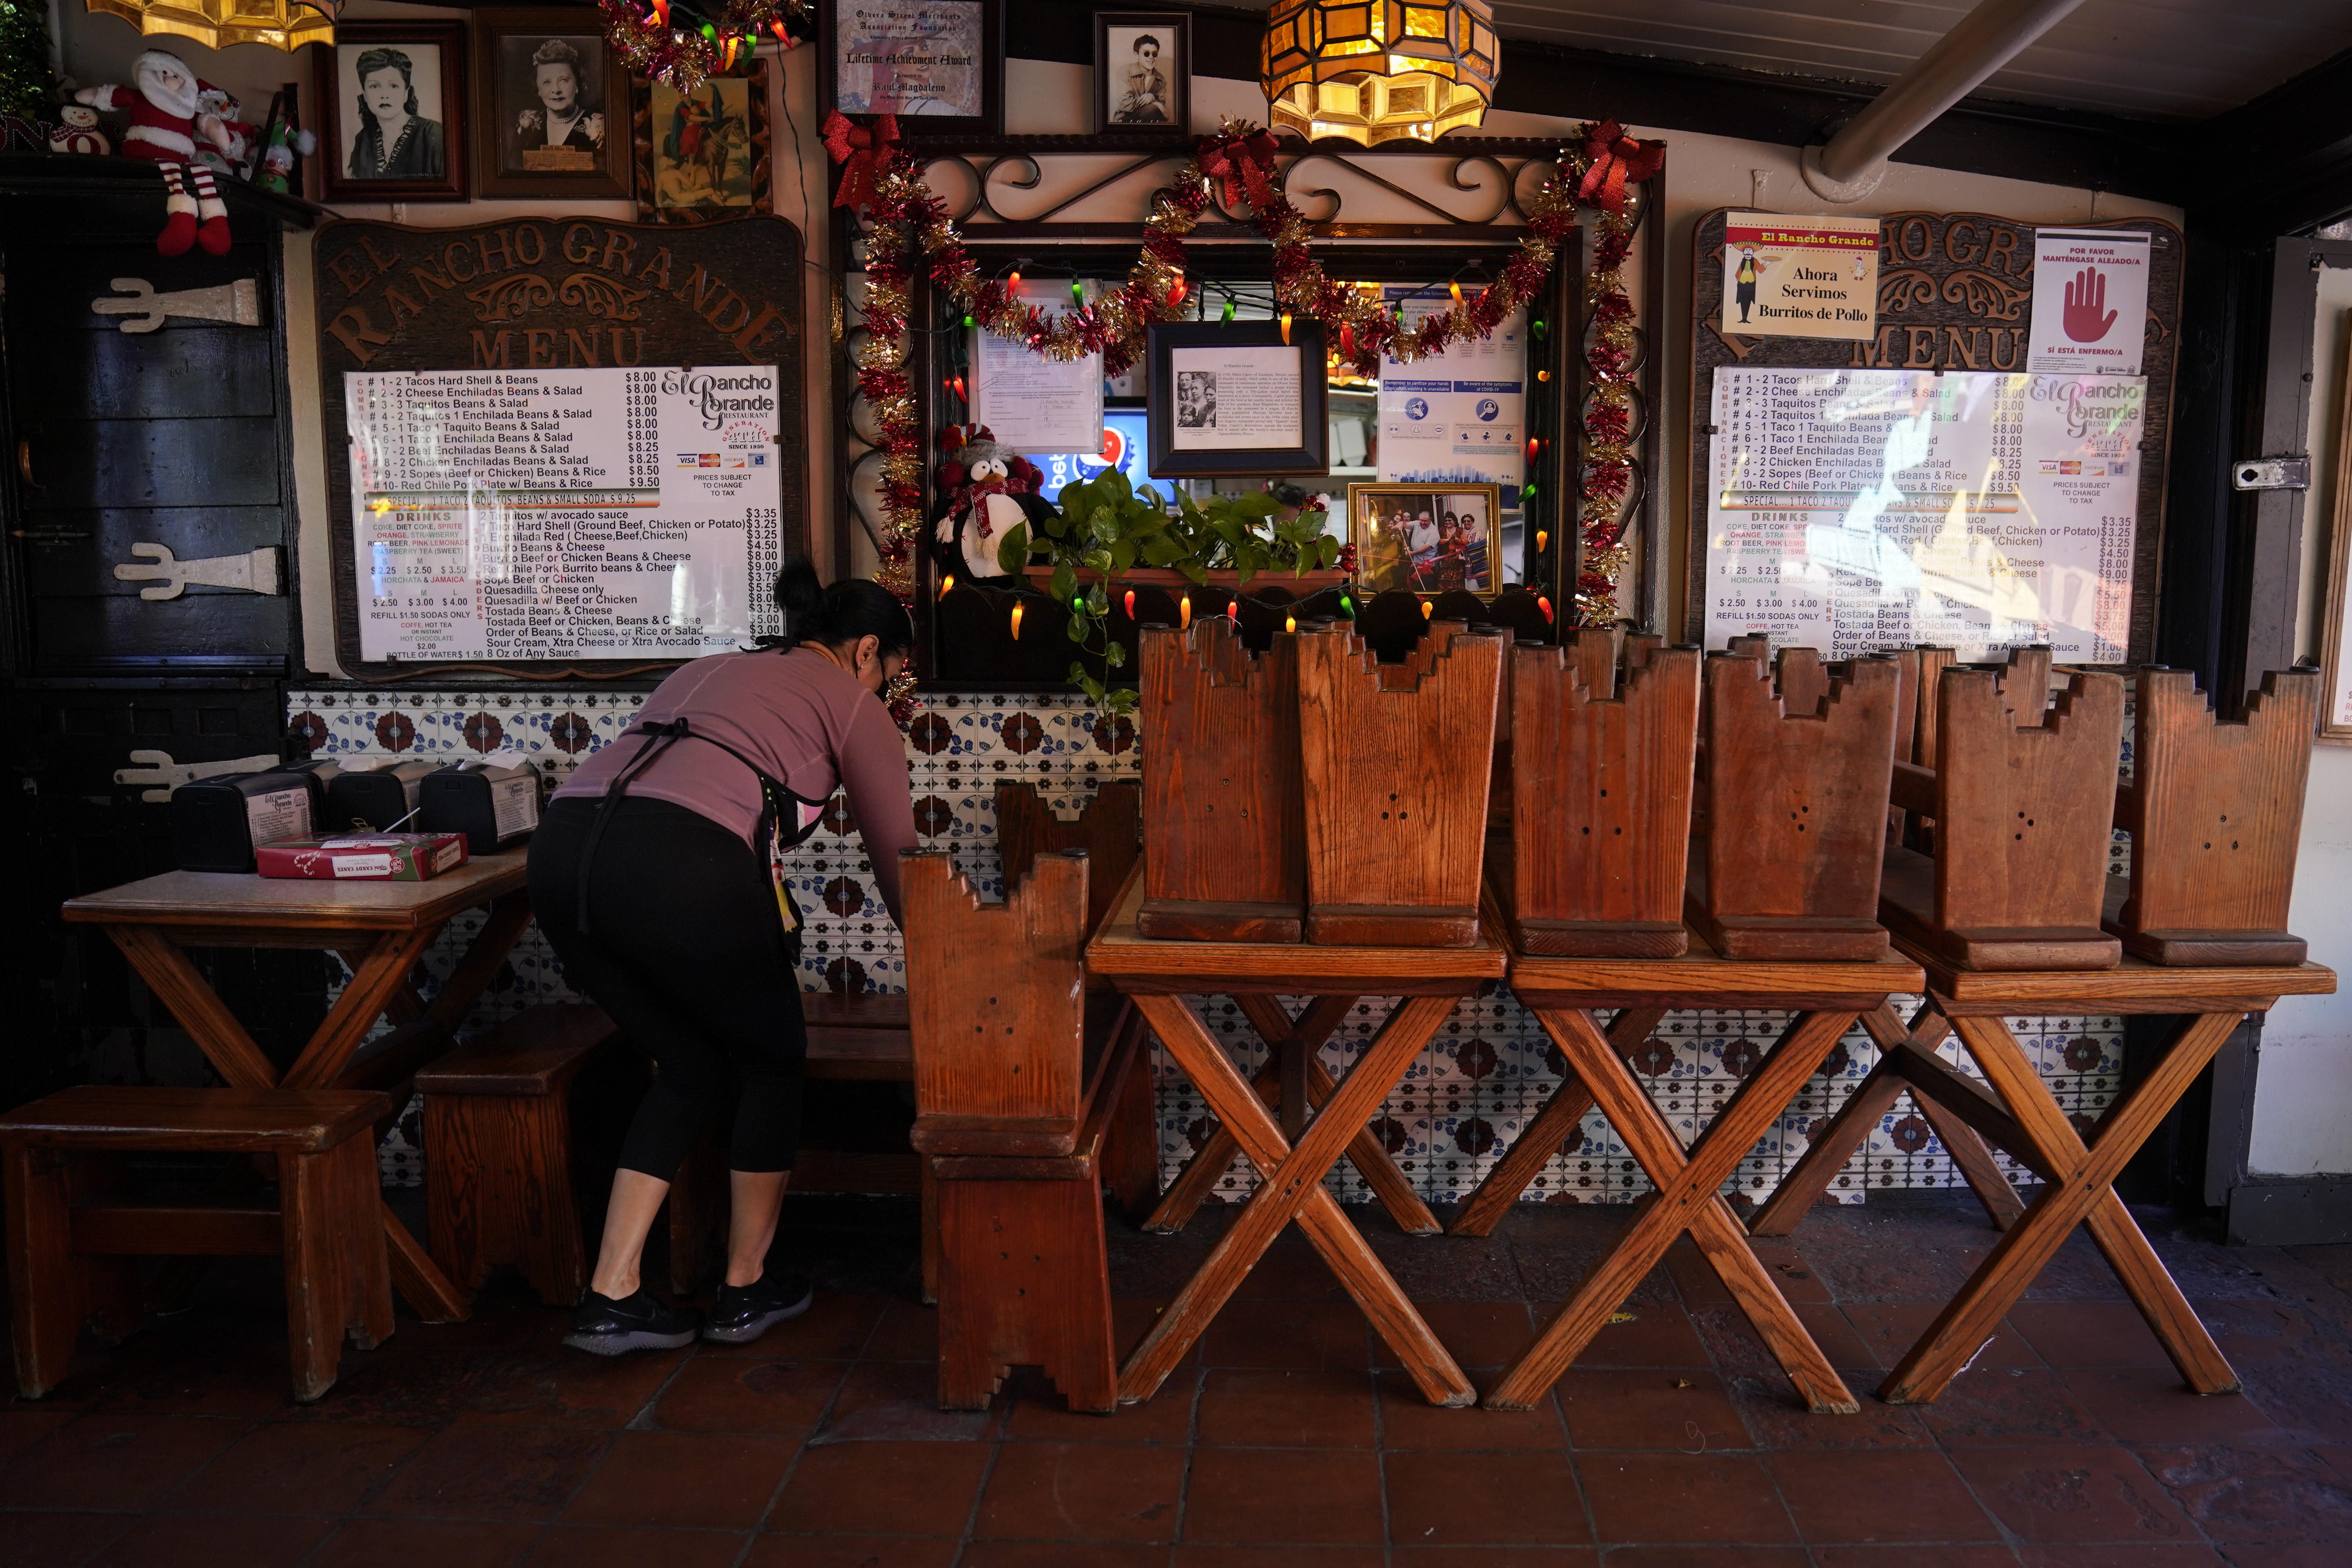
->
[316,21,469,203]
[1093,11,1187,136]
[634,61,772,224]
[824,0,1002,138]
[472,7,631,199]
[1146,320,1328,478]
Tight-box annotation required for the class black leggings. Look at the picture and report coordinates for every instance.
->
[529,795,807,1176]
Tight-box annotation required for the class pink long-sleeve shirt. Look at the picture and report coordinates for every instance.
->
[552,648,917,927]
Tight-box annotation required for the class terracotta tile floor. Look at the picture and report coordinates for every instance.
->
[5,1192,2352,1566]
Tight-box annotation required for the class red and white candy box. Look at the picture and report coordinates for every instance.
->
[255,832,469,882]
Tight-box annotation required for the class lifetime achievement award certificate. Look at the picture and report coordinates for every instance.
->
[346,365,785,662]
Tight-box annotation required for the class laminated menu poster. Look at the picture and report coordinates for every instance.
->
[1704,367,2143,661]
[1378,289,1525,491]
[970,284,1103,454]
[346,365,783,662]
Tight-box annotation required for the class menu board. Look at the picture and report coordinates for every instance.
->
[1704,367,2142,661]
[346,366,784,662]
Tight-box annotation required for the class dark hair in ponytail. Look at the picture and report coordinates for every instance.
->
[772,558,914,654]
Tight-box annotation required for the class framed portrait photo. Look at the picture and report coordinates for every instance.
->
[1347,482,1504,598]
[1094,12,1187,136]
[472,7,630,199]
[634,61,772,223]
[316,21,468,203]
[1146,320,1328,478]
[825,0,1002,137]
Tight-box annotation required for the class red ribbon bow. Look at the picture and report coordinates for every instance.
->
[822,110,900,211]
[1199,128,1278,211]
[1576,119,1664,215]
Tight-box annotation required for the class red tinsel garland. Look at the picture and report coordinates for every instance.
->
[831,115,1661,626]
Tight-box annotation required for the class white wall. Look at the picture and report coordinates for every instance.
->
[2249,269,2352,1175]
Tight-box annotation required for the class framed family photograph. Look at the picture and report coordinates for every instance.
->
[634,61,772,223]
[1093,12,1187,135]
[824,0,1002,137]
[471,7,631,199]
[315,20,468,203]
[1348,482,1504,597]
[1146,321,1328,478]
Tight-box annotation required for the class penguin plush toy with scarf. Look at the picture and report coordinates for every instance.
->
[931,424,1057,582]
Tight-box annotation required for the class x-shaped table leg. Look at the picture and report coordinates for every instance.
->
[1122,992,1475,1407]
[1485,1007,1860,1414]
[1144,994,1438,1237]
[1750,1003,2026,1237]
[1450,1006,1668,1237]
[1881,1009,2246,1403]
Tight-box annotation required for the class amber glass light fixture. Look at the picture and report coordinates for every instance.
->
[84,0,332,53]
[1261,0,1498,146]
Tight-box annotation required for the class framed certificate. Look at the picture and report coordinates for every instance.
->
[1146,321,1329,477]
[825,0,1002,138]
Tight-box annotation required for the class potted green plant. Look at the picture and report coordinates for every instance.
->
[991,469,1351,710]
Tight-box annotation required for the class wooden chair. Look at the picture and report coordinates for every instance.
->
[1688,645,1900,960]
[1494,629,1700,957]
[905,847,1145,1413]
[1296,621,1506,946]
[2107,666,2319,964]
[0,1086,393,1402]
[416,1003,619,1307]
[1878,648,2126,970]
[997,780,1142,940]
[1137,619,1306,942]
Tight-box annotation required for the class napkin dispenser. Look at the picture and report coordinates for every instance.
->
[324,758,435,831]
[169,769,316,873]
[420,755,542,854]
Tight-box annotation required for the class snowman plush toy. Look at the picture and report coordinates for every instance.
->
[932,424,1057,581]
[76,51,243,256]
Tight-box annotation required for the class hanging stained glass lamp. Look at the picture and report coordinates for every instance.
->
[84,0,332,52]
[1261,0,1498,146]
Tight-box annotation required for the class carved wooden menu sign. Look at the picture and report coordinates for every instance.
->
[315,215,805,678]
[1688,210,2181,664]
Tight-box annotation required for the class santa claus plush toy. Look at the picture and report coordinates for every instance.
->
[932,424,1057,581]
[76,51,241,256]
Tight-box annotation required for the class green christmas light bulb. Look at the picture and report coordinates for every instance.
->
[1220,298,1235,322]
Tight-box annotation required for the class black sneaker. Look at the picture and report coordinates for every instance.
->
[702,1272,814,1344]
[563,1288,700,1356]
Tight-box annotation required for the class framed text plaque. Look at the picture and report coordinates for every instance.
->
[313,215,805,680]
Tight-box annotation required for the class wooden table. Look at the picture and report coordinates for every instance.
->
[1750,953,2337,1404]
[61,853,535,1321]
[1467,932,1926,1413]
[1085,870,1507,1408]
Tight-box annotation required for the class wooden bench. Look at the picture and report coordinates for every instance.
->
[416,1003,620,1307]
[0,1086,393,1402]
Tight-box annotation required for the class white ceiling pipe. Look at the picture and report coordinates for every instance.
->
[1801,0,2091,203]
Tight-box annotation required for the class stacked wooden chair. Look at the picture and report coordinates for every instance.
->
[905,847,1148,1413]
[1136,619,1306,942]
[1491,629,1701,957]
[1295,620,1506,946]
[1688,643,1902,959]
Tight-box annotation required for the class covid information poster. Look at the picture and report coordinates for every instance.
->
[346,365,784,662]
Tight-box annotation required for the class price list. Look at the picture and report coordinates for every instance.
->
[346,367,784,662]
[1704,367,2141,662]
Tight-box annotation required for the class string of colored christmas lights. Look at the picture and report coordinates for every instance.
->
[598,0,813,94]
[830,114,1662,626]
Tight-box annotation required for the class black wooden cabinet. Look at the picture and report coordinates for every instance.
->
[0,157,322,1101]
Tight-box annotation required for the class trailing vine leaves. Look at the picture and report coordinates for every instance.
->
[996,473,1343,711]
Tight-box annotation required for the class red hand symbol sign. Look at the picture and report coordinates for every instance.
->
[2062,266,2117,342]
